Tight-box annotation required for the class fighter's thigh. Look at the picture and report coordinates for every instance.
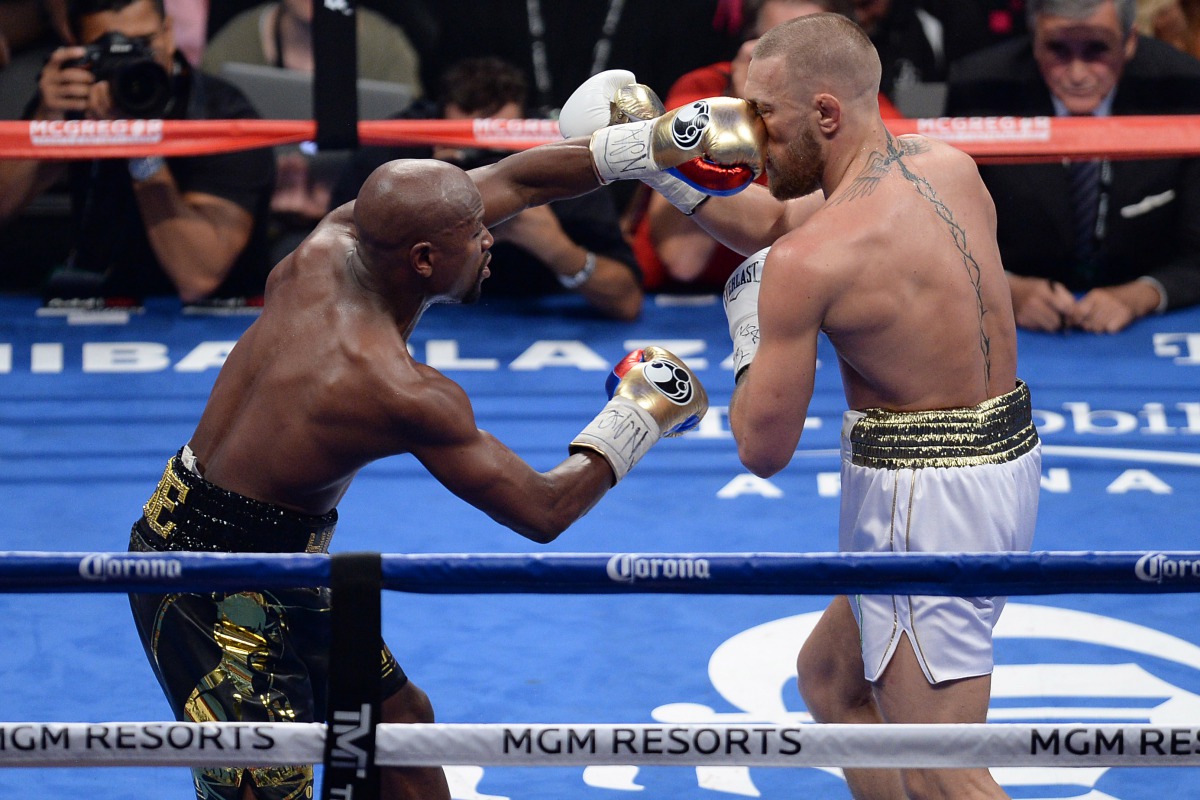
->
[872,633,993,724]
[382,680,437,725]
[796,597,871,710]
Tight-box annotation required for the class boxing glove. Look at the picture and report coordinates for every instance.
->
[573,346,709,482]
[558,69,666,139]
[558,71,716,215]
[590,97,765,196]
[724,247,769,383]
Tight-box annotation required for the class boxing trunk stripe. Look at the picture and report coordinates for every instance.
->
[849,381,1038,469]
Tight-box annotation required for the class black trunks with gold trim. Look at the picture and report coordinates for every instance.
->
[849,380,1040,470]
[132,450,336,554]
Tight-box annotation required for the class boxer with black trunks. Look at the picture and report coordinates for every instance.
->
[127,154,708,800]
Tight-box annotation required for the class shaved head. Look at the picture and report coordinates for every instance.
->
[355,159,481,256]
[753,12,881,101]
[350,158,491,306]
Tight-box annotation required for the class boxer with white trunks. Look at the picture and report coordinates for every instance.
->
[841,383,1041,685]
[552,14,1041,799]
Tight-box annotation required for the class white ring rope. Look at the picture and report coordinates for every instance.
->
[2,721,1199,769]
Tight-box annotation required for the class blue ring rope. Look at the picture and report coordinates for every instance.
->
[1,550,1199,595]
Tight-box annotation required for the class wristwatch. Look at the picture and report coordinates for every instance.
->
[128,156,166,182]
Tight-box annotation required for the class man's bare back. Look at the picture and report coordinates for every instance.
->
[783,134,1019,412]
[187,204,429,514]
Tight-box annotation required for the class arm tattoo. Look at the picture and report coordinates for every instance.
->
[834,134,992,386]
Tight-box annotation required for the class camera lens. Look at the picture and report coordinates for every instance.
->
[113,60,172,117]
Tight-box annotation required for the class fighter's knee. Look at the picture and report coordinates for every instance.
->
[383,681,437,725]
[795,647,822,707]
[796,646,873,723]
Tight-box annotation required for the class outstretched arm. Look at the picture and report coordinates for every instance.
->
[470,139,601,228]
[405,367,614,543]
[407,347,707,542]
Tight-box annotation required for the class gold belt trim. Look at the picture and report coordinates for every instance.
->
[849,381,1039,469]
[141,454,336,554]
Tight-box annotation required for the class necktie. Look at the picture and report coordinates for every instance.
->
[1068,158,1102,283]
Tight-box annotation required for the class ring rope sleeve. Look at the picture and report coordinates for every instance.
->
[2,722,1199,768]
[6,550,1200,596]
[1,115,1199,162]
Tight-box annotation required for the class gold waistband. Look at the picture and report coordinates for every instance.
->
[849,381,1039,469]
[139,452,336,554]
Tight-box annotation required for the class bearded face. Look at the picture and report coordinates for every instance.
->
[766,123,824,200]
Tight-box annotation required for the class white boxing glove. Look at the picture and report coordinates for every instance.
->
[559,69,665,139]
[558,70,711,215]
[723,247,768,382]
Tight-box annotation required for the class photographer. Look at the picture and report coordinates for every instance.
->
[0,0,274,307]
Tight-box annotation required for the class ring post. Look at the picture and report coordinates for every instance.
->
[320,552,382,800]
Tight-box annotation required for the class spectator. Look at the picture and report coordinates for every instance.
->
[853,0,992,106]
[331,57,645,321]
[0,0,275,307]
[163,0,206,66]
[0,0,53,67]
[200,0,421,88]
[200,0,425,271]
[945,0,1200,332]
[967,0,1032,45]
[421,0,736,115]
[630,0,901,294]
[0,0,72,118]
[1187,0,1200,55]
[1136,0,1200,55]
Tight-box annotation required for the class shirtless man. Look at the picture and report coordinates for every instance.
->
[560,13,1041,799]
[127,153,707,800]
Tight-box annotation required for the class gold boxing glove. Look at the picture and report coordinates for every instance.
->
[571,346,709,482]
[589,97,765,196]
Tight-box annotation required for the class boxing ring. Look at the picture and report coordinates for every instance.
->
[1,111,1200,798]
[5,550,1200,784]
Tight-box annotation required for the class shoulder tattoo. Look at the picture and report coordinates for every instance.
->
[836,133,992,386]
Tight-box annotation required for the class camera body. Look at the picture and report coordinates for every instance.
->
[70,31,172,117]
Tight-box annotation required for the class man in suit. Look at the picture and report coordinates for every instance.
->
[945,0,1200,332]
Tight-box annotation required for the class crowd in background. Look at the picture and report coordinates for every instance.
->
[0,0,1198,331]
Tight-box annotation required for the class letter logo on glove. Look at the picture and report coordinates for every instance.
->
[643,359,696,405]
[723,253,763,306]
[724,248,769,382]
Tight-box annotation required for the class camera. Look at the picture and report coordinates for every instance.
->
[69,31,172,117]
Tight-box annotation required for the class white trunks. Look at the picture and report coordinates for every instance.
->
[840,381,1041,684]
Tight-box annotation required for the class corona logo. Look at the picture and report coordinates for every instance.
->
[78,553,182,582]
